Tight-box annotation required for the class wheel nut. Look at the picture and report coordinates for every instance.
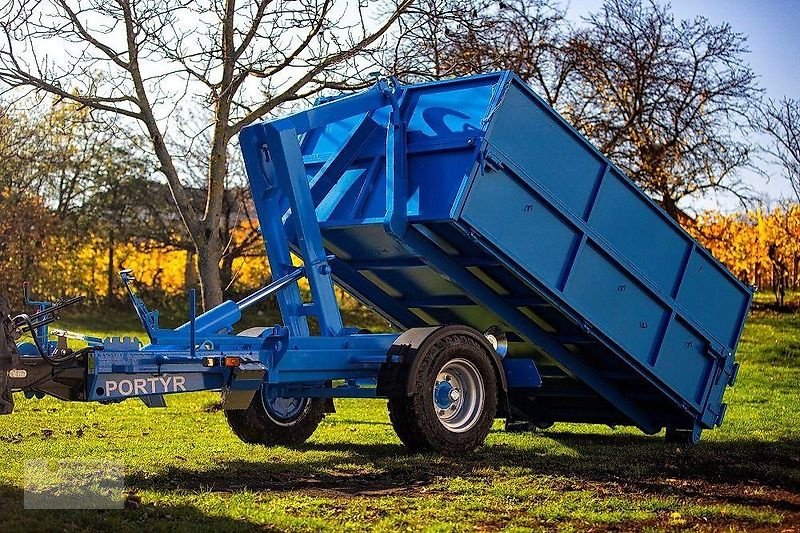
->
[449,389,461,401]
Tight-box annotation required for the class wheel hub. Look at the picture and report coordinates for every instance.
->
[433,358,485,433]
[263,393,309,426]
[434,380,457,409]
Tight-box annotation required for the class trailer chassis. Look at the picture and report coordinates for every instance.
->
[1,77,520,453]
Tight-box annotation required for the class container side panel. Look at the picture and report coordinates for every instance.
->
[564,243,670,363]
[325,150,477,221]
[303,113,375,155]
[461,167,578,288]
[677,251,750,349]
[409,150,477,219]
[656,318,714,405]
[487,87,605,217]
[404,82,495,140]
[589,168,692,295]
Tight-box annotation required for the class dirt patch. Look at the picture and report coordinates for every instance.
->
[569,516,795,532]
[627,477,800,513]
[564,476,800,530]
[202,401,223,413]
[431,470,800,530]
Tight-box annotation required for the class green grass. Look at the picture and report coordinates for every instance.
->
[1,309,799,531]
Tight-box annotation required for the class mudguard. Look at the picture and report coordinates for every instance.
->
[376,325,509,416]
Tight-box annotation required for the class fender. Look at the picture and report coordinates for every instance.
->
[376,325,509,416]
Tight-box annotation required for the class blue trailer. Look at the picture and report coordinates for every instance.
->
[0,71,752,452]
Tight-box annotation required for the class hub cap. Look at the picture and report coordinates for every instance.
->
[263,395,310,426]
[433,358,485,433]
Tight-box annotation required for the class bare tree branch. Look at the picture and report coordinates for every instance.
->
[0,0,412,307]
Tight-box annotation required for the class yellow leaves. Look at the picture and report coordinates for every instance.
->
[0,190,57,299]
[227,254,270,293]
[668,511,686,526]
[28,232,273,303]
[691,204,800,287]
[15,201,798,308]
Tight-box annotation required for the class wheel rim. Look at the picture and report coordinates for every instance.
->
[263,394,311,426]
[433,358,485,433]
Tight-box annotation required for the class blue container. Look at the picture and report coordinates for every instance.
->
[270,71,751,436]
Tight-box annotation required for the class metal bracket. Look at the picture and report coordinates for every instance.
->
[119,270,159,342]
[481,151,505,173]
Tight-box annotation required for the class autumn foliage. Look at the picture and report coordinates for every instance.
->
[0,220,270,308]
[0,193,373,313]
[2,185,798,310]
[0,190,56,302]
[689,205,800,306]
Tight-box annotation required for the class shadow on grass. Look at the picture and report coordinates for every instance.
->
[325,418,393,427]
[0,484,261,532]
[7,434,796,530]
[125,432,800,503]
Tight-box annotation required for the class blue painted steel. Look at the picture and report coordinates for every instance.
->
[16,71,751,442]
[434,380,455,410]
[188,288,196,359]
[241,70,752,436]
[503,359,542,389]
[84,330,398,403]
[22,282,53,347]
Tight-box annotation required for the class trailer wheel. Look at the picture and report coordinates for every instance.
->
[224,387,326,446]
[388,334,498,454]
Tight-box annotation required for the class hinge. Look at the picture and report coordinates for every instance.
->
[481,151,505,173]
[717,402,728,426]
[710,346,739,387]
[705,343,727,359]
[727,361,740,386]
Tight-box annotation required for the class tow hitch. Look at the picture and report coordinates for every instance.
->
[0,286,90,414]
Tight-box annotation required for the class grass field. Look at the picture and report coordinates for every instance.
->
[0,305,798,531]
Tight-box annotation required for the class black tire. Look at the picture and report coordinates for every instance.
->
[224,387,326,446]
[387,394,427,450]
[387,333,498,455]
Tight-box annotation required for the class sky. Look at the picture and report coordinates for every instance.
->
[566,0,800,207]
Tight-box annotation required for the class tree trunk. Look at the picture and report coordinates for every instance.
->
[184,250,197,291]
[220,252,235,295]
[195,235,224,311]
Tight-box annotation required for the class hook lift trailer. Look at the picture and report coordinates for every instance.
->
[1,72,752,452]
